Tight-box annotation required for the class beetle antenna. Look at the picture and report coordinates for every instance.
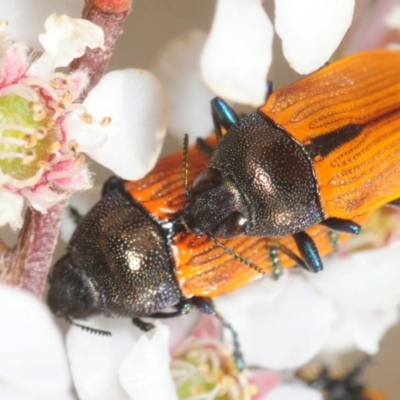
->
[207,234,267,276]
[66,316,111,336]
[182,133,190,201]
[208,234,312,275]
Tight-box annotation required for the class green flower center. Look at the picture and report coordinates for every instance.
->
[0,94,57,180]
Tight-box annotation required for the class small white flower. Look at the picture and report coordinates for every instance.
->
[1,0,82,48]
[151,30,215,144]
[201,0,273,106]
[275,0,355,73]
[0,13,167,226]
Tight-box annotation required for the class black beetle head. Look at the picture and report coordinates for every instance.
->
[47,254,99,320]
[47,177,183,322]
[183,167,248,238]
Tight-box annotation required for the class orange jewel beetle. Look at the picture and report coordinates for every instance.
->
[183,49,400,272]
[47,135,363,347]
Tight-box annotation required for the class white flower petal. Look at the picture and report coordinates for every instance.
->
[119,323,178,400]
[66,317,140,400]
[0,284,73,400]
[151,30,215,143]
[385,4,400,31]
[264,384,322,400]
[0,187,24,228]
[2,0,82,49]
[0,20,12,57]
[321,306,399,356]
[214,273,335,369]
[347,307,399,354]
[66,69,167,180]
[201,0,273,106]
[275,0,355,73]
[29,14,104,76]
[307,241,400,310]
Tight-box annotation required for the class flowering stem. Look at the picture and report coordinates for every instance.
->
[72,0,132,100]
[0,1,132,297]
[0,201,65,297]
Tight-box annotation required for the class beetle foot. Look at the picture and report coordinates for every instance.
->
[132,317,154,332]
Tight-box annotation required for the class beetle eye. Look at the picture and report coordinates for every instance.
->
[192,168,222,196]
[215,212,248,238]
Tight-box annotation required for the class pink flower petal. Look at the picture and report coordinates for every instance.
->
[275,0,355,73]
[151,30,215,143]
[252,370,281,400]
[201,0,273,106]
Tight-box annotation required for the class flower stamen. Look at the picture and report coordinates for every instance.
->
[100,116,111,127]
[48,141,61,154]
[79,112,93,124]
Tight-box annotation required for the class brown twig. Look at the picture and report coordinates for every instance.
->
[72,0,132,100]
[0,0,132,298]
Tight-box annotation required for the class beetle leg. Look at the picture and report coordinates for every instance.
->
[269,247,283,280]
[132,317,154,332]
[292,231,324,272]
[190,297,245,371]
[148,300,193,319]
[68,205,83,224]
[265,80,273,100]
[328,230,339,252]
[320,217,361,235]
[196,137,215,156]
[211,97,239,140]
[102,176,124,196]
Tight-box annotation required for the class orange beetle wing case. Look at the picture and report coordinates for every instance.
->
[260,49,400,219]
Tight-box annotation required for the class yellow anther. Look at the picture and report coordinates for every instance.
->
[79,112,93,124]
[23,150,36,164]
[37,160,52,170]
[48,141,62,154]
[100,116,112,127]
[36,127,48,139]
[24,134,37,149]
[73,153,85,168]
[68,139,79,152]
[62,91,74,105]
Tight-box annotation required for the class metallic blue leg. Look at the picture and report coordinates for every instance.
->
[211,97,239,140]
[321,217,361,235]
[293,231,323,272]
